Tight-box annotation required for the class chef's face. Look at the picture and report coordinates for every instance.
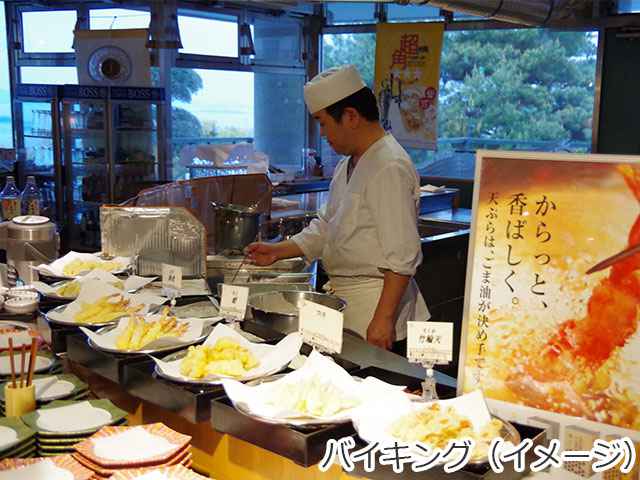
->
[313,109,354,156]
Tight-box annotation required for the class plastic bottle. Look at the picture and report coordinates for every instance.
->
[0,176,21,220]
[21,175,42,216]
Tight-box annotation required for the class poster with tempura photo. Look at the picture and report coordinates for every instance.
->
[459,151,640,462]
[374,23,443,150]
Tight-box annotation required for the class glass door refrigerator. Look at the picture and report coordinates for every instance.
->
[14,84,166,252]
[60,85,109,251]
[108,87,166,204]
[13,84,63,223]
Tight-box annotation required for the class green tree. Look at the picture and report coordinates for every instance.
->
[151,68,204,138]
[169,69,203,139]
[322,29,596,148]
[439,29,596,145]
[323,33,376,86]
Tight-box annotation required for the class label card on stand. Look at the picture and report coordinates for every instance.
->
[298,299,343,354]
[407,321,453,364]
[220,284,250,321]
[162,264,182,291]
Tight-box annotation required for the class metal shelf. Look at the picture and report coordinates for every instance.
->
[116,127,156,132]
[23,170,55,178]
[24,134,52,140]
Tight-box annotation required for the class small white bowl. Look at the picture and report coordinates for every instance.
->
[4,297,38,315]
[6,288,39,303]
[0,295,4,309]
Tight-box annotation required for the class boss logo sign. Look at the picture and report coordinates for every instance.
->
[77,86,103,98]
[18,85,54,98]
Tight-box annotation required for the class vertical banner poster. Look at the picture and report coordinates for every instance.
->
[460,150,640,478]
[374,22,443,149]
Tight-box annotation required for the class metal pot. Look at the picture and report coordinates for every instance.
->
[248,290,347,334]
[211,201,261,256]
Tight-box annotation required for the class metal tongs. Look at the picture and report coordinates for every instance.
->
[586,242,640,275]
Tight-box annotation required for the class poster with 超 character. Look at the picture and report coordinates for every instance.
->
[460,150,640,478]
[374,23,443,150]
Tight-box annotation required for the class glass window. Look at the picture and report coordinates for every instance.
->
[90,8,150,30]
[618,0,640,12]
[0,6,13,148]
[20,67,78,85]
[386,4,441,22]
[178,13,238,57]
[22,10,76,53]
[254,72,306,171]
[253,16,302,67]
[322,33,375,87]
[171,68,253,179]
[437,29,597,178]
[322,29,597,179]
[326,4,376,25]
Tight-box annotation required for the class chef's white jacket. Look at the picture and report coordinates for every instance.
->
[291,134,429,340]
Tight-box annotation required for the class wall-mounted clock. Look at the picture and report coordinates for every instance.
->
[87,45,132,85]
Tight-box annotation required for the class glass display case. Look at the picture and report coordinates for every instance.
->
[14,84,166,252]
[61,85,166,251]
[109,87,165,204]
[60,85,109,251]
[13,84,63,223]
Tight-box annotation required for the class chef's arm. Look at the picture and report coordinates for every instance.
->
[245,240,304,266]
[367,270,411,349]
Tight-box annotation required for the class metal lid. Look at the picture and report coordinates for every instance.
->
[12,215,50,225]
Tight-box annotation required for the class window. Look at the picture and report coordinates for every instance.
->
[386,4,441,22]
[171,68,253,179]
[322,29,597,178]
[0,6,12,148]
[90,8,150,30]
[20,67,78,85]
[323,33,375,87]
[178,13,238,57]
[22,10,76,53]
[253,72,305,171]
[252,16,303,67]
[326,4,376,25]
[618,0,640,13]
[436,29,597,177]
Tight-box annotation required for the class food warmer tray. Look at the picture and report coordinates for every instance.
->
[66,333,148,384]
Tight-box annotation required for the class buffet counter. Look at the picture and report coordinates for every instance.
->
[61,321,457,480]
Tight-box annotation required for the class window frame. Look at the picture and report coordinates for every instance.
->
[88,5,151,31]
[176,7,243,69]
[15,4,81,64]
[320,11,603,179]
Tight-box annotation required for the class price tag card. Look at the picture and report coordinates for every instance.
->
[219,284,250,321]
[298,299,344,354]
[407,321,453,364]
[162,264,182,291]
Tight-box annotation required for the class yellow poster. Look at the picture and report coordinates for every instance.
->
[460,151,640,477]
[374,22,444,149]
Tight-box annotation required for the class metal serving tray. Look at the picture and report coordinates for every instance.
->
[211,395,356,467]
[123,358,226,423]
[65,333,147,384]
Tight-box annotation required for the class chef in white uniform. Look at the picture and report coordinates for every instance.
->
[246,65,429,353]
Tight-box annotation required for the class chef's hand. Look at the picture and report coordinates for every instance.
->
[366,314,396,350]
[245,242,279,266]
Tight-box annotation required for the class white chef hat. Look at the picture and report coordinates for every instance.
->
[303,65,366,114]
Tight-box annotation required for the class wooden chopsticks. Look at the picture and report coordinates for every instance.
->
[19,345,26,388]
[27,339,37,388]
[7,338,37,389]
[7,338,15,388]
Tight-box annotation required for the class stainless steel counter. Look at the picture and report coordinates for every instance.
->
[341,331,456,388]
